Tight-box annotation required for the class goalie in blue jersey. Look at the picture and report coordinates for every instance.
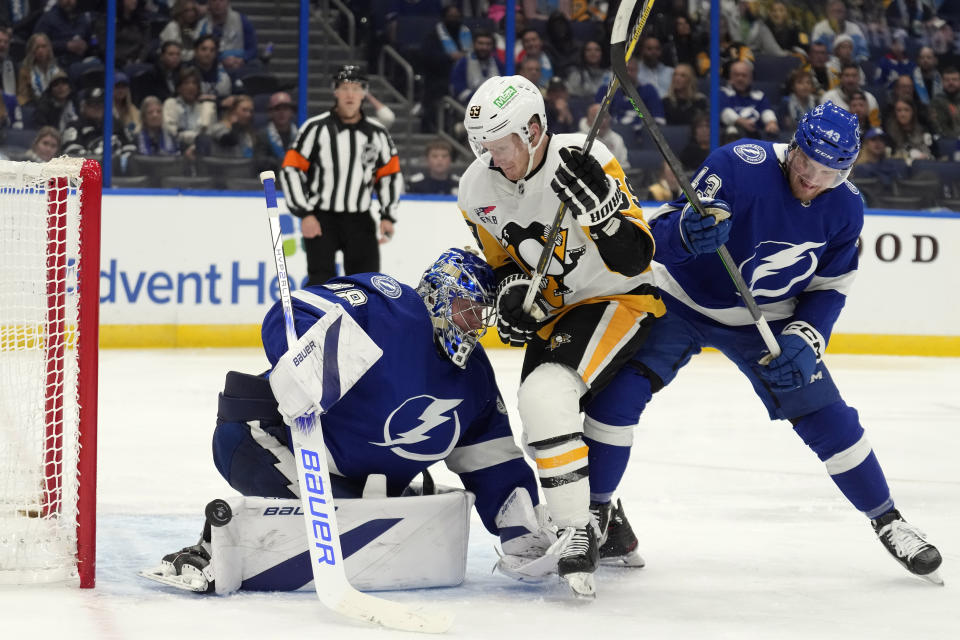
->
[587,102,943,583]
[140,248,556,594]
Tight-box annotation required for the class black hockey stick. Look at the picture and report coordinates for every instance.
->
[258,171,454,633]
[607,12,781,358]
[522,0,656,314]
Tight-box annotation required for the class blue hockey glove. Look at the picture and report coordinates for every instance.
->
[679,197,732,254]
[496,274,549,347]
[758,322,825,390]
[551,146,623,228]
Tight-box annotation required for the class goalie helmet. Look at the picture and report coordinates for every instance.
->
[792,101,860,186]
[464,75,548,174]
[417,248,496,369]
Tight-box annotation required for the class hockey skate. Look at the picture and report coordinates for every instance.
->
[139,499,232,593]
[139,539,216,593]
[557,524,599,599]
[871,509,943,585]
[591,499,645,568]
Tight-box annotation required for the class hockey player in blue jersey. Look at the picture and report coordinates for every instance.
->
[140,248,556,594]
[586,102,943,583]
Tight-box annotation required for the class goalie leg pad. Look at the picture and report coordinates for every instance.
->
[210,490,476,594]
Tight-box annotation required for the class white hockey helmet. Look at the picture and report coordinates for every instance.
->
[463,75,548,171]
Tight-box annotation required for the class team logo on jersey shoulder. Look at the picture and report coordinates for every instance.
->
[371,395,464,461]
[371,275,402,299]
[733,143,767,165]
[845,181,859,195]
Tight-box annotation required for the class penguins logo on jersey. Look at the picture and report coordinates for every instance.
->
[547,333,572,351]
[740,240,827,298]
[371,395,463,461]
[501,221,586,307]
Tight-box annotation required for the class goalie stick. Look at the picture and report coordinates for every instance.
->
[606,7,781,359]
[258,171,454,634]
[522,0,656,314]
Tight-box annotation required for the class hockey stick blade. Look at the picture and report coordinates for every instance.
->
[521,0,655,314]
[259,171,454,634]
[607,22,780,358]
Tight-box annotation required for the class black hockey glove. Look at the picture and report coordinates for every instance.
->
[496,274,550,347]
[550,146,623,228]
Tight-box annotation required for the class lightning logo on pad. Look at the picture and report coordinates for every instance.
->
[371,396,463,461]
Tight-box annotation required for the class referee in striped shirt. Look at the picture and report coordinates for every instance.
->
[279,65,403,286]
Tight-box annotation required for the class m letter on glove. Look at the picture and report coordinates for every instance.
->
[269,307,383,426]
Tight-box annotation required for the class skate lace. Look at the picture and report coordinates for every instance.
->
[560,527,591,560]
[881,520,930,560]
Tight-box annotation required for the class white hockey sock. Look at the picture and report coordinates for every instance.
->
[518,363,590,529]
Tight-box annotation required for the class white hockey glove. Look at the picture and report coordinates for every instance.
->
[496,274,550,347]
[268,307,383,425]
[494,488,560,582]
[550,145,623,228]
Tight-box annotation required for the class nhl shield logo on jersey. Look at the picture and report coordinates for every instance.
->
[371,395,463,461]
[733,143,767,165]
[371,275,402,299]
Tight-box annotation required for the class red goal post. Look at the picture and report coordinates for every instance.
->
[0,157,101,587]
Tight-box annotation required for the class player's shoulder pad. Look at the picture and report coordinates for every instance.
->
[327,272,413,303]
[457,157,489,208]
[722,139,777,169]
[551,132,614,163]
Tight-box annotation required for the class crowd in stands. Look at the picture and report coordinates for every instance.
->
[361,0,960,208]
[2,0,960,209]
[0,0,304,189]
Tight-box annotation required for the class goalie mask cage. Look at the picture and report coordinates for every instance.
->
[0,158,100,588]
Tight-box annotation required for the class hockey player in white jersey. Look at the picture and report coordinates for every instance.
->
[459,75,666,597]
[140,249,557,595]
[589,102,942,583]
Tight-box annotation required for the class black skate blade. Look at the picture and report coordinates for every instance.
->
[600,550,645,568]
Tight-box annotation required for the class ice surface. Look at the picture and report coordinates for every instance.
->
[5,349,958,639]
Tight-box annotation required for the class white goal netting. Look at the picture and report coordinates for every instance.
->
[0,158,99,586]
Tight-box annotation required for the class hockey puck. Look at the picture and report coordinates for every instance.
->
[205,499,233,527]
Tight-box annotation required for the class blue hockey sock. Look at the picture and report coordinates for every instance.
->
[584,436,631,504]
[792,401,892,517]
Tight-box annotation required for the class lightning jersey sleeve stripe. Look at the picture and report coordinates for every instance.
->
[445,436,525,474]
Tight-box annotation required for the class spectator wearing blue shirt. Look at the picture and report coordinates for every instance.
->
[450,30,502,104]
[719,60,780,142]
[594,58,665,128]
[33,0,95,68]
[873,29,915,88]
[810,0,869,63]
[196,0,258,75]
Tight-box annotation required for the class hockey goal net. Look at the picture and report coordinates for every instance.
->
[0,157,100,587]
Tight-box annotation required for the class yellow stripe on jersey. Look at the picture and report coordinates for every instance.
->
[581,303,644,384]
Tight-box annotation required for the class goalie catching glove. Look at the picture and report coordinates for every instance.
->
[679,197,733,255]
[496,273,550,347]
[550,146,623,229]
[758,321,824,390]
